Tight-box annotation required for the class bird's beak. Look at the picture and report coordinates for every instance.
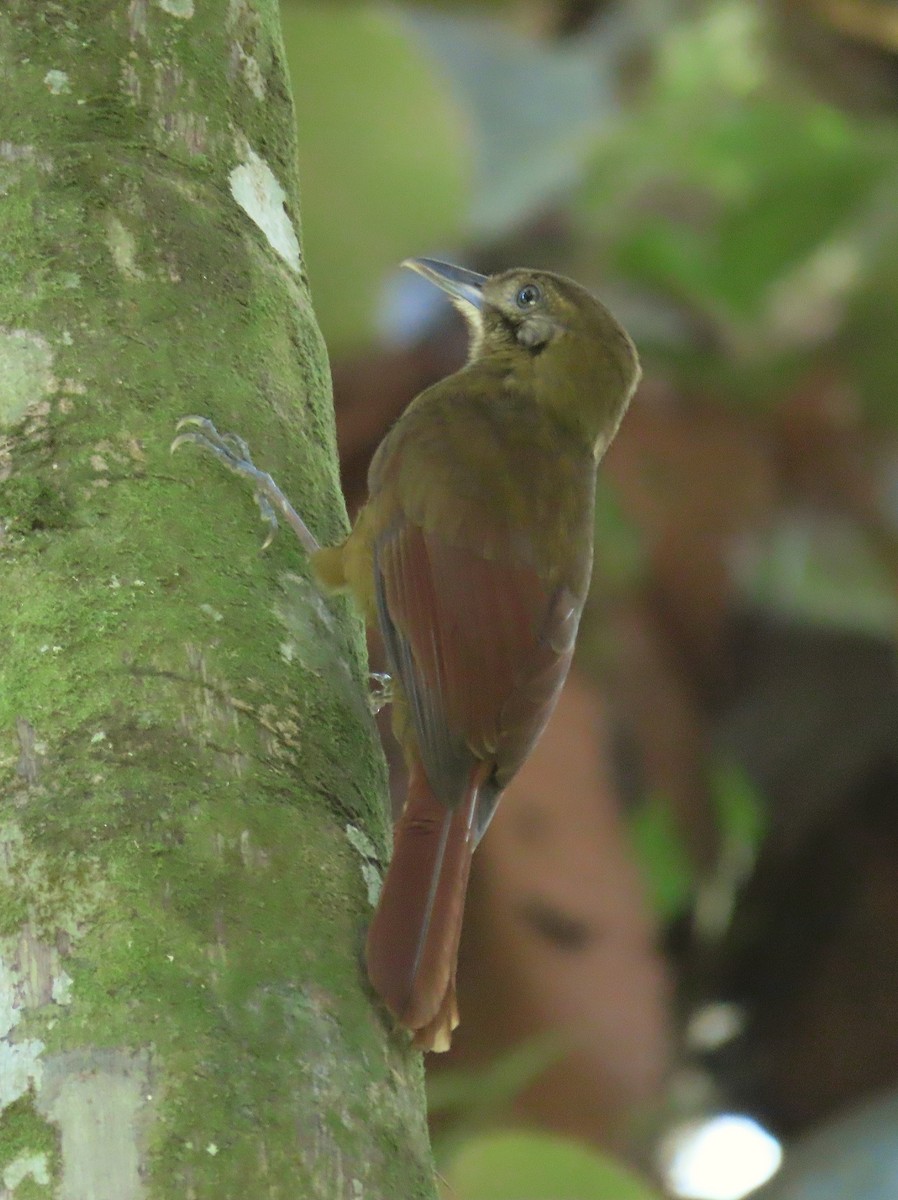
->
[401,258,486,311]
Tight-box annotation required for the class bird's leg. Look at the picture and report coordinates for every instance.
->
[172,417,393,711]
[171,416,319,555]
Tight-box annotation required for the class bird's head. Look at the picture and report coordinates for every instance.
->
[402,257,640,456]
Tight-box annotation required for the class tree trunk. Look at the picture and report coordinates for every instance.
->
[0,3,436,1196]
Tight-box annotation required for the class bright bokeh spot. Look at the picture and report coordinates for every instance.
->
[660,1113,783,1200]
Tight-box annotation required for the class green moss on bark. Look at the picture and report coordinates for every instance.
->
[0,2,435,1196]
[0,1093,59,1194]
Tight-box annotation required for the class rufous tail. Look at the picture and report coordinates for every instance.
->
[365,759,488,1052]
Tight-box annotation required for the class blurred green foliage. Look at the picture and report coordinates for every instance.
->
[627,763,767,926]
[427,1034,565,1161]
[712,759,766,855]
[443,1131,662,1200]
[281,2,468,349]
[282,0,898,433]
[738,515,898,635]
[577,2,898,411]
[427,1034,563,1123]
[629,791,695,921]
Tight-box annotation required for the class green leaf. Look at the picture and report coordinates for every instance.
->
[605,101,882,325]
[427,1033,563,1118]
[281,2,470,351]
[628,794,694,922]
[444,1131,663,1200]
[711,760,766,855]
[577,2,893,362]
[708,107,882,320]
[428,1034,566,1161]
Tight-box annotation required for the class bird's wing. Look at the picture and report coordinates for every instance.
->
[374,517,580,812]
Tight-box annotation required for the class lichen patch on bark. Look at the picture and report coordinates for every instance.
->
[345,824,382,907]
[105,216,146,282]
[3,1148,51,1191]
[0,330,54,430]
[35,1050,152,1200]
[229,147,301,272]
[0,1032,45,1111]
[155,0,193,18]
[42,70,70,95]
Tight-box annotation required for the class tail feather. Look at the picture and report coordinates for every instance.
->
[366,760,487,1051]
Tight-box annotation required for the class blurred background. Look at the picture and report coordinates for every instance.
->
[280,1,898,1196]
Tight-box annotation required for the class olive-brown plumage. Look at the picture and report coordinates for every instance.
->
[313,260,640,1051]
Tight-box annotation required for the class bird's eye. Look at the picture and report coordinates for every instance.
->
[516,283,541,309]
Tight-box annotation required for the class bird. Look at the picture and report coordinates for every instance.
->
[313,259,640,1050]
[173,258,640,1053]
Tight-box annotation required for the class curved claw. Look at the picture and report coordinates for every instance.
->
[171,415,227,453]
[171,415,321,556]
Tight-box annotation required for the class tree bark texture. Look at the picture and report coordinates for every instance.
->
[0,3,435,1197]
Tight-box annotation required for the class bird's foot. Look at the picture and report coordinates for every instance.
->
[368,672,393,714]
[172,416,319,555]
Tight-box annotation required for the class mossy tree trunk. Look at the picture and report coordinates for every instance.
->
[0,3,435,1197]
